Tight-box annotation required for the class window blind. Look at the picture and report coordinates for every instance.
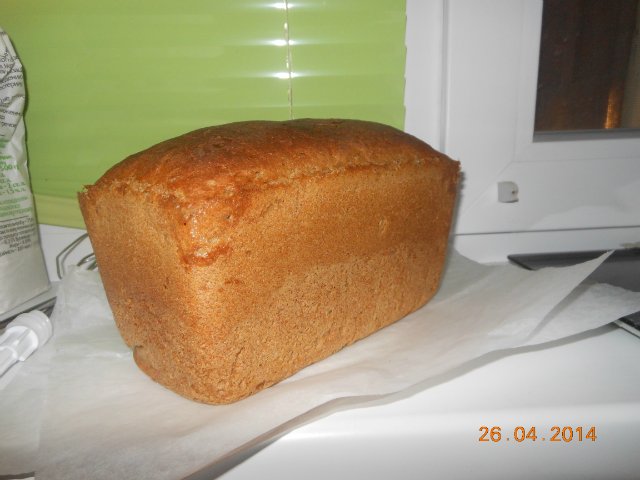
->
[3,0,406,227]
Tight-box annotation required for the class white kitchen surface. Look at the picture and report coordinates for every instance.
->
[203,325,640,480]
[9,225,636,479]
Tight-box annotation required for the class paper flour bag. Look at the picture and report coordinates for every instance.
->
[0,27,49,314]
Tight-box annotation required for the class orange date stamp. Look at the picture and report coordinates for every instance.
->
[479,426,597,443]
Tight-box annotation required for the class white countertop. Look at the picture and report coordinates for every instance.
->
[209,324,640,480]
[15,225,639,479]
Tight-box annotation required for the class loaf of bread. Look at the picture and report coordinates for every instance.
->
[79,119,460,404]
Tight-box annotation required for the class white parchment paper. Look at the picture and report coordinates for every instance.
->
[2,250,640,479]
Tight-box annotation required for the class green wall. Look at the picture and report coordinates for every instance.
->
[2,0,407,227]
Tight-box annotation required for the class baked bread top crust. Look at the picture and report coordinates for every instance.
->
[92,119,455,196]
[82,119,459,267]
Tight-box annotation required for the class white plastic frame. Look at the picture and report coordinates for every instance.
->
[406,0,640,261]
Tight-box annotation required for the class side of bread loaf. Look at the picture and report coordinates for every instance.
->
[79,119,459,404]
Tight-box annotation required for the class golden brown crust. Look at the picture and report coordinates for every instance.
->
[79,119,460,404]
[95,119,449,193]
